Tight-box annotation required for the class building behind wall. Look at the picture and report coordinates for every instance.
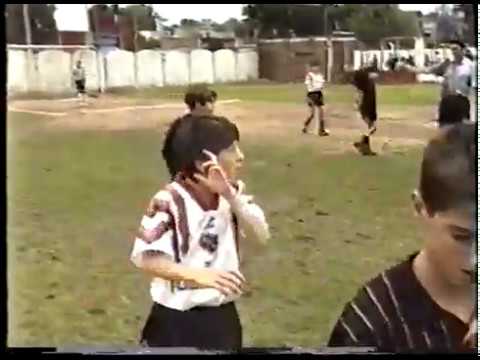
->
[258,36,359,83]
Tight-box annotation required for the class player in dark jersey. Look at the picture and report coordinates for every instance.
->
[328,123,476,353]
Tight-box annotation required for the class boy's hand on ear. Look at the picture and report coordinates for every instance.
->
[190,150,236,200]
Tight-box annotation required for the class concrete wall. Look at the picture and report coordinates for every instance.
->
[137,50,164,87]
[7,50,29,93]
[190,49,214,84]
[105,50,135,88]
[164,50,189,85]
[214,49,236,83]
[37,50,71,92]
[7,47,259,94]
[237,49,258,81]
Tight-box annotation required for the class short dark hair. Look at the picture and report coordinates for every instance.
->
[162,115,240,178]
[419,123,475,214]
[184,84,216,110]
[310,60,320,67]
[448,39,466,49]
[438,95,470,127]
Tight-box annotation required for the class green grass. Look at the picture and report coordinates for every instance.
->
[109,82,440,107]
[8,87,426,348]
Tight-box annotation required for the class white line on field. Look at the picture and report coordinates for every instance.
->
[58,98,81,102]
[8,108,67,117]
[79,99,242,114]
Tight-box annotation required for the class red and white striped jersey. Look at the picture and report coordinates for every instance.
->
[130,180,269,311]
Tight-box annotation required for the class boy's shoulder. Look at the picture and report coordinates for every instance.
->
[351,253,418,309]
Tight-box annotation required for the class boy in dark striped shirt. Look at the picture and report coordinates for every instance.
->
[328,123,476,353]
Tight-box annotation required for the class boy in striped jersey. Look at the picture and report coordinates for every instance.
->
[328,123,476,353]
[303,61,329,136]
[130,115,270,349]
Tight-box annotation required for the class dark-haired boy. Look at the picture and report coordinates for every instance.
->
[183,84,218,116]
[328,123,476,353]
[352,67,378,156]
[130,115,270,349]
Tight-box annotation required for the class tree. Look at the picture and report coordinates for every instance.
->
[118,4,157,31]
[338,4,420,46]
[242,4,328,38]
[435,14,461,43]
[6,4,58,44]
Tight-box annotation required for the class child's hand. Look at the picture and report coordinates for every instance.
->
[189,268,247,296]
[191,150,236,200]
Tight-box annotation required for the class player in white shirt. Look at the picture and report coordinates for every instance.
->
[72,60,86,102]
[302,61,329,136]
[398,40,475,126]
[130,115,270,349]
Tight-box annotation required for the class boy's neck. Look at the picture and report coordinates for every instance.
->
[179,177,219,211]
[191,108,210,116]
[413,250,473,323]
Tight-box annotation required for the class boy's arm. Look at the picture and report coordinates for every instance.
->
[399,59,449,76]
[305,73,313,92]
[227,183,270,248]
[354,90,363,110]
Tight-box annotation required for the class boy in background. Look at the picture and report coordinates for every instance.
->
[303,61,329,136]
[72,60,87,102]
[183,85,218,116]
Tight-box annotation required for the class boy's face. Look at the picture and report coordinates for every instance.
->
[311,65,320,73]
[191,101,214,115]
[450,44,464,62]
[419,202,475,287]
[217,141,244,182]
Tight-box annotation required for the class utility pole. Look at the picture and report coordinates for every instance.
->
[23,4,33,92]
[22,4,32,47]
[133,13,139,88]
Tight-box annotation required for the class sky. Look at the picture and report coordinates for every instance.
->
[54,4,443,31]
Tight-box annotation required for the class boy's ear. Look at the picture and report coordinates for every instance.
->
[412,189,428,217]
[194,160,205,174]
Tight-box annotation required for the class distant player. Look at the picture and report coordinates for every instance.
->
[352,67,378,156]
[303,61,329,136]
[72,60,86,102]
[398,40,475,127]
[183,85,217,116]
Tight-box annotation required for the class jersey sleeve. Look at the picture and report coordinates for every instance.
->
[130,190,176,268]
[230,181,270,246]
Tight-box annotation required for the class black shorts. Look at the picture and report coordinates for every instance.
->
[75,80,86,94]
[307,91,324,107]
[140,301,242,350]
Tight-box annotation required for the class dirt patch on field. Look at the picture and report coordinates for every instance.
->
[8,95,437,153]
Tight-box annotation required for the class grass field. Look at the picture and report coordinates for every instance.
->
[109,82,441,106]
[7,83,438,348]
